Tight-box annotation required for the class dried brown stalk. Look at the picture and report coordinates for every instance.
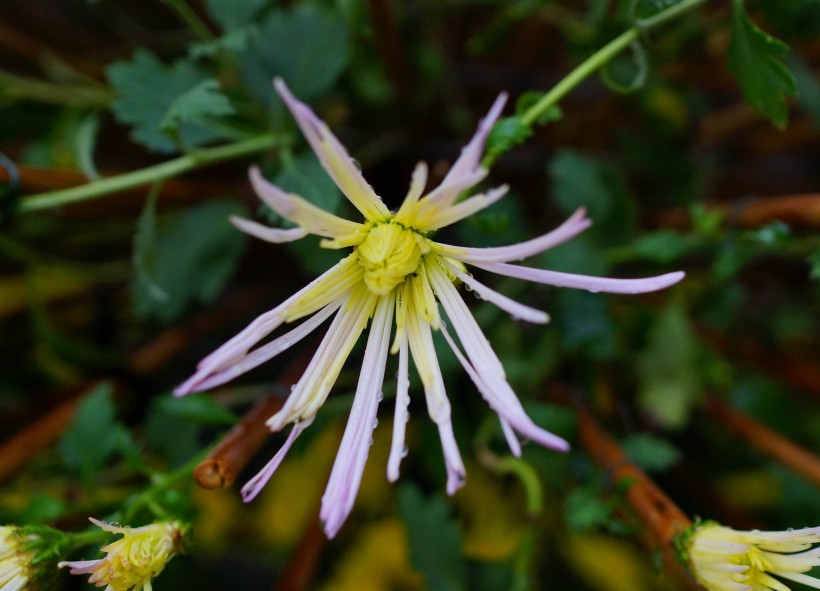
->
[705,396,820,490]
[576,408,702,590]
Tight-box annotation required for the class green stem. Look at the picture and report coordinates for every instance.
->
[161,0,216,41]
[494,457,544,518]
[66,528,110,550]
[483,0,709,168]
[20,134,279,213]
[0,71,113,108]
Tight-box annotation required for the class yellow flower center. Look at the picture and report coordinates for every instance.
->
[356,222,426,296]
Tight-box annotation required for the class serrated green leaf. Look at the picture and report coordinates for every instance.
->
[621,433,681,472]
[637,301,701,429]
[59,383,122,487]
[107,50,231,153]
[205,0,267,30]
[155,393,238,425]
[189,28,254,60]
[240,4,351,103]
[485,116,532,158]
[160,79,235,138]
[132,200,247,322]
[399,484,466,591]
[728,0,797,129]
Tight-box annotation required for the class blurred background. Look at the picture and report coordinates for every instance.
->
[1,0,819,590]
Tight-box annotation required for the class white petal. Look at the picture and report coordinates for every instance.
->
[443,259,549,324]
[189,300,341,393]
[387,333,411,482]
[249,166,363,238]
[499,417,522,457]
[274,78,391,222]
[473,261,686,294]
[240,417,313,502]
[776,571,820,589]
[229,216,307,244]
[320,295,394,538]
[439,207,592,263]
[174,254,359,396]
[268,288,377,431]
[417,185,509,231]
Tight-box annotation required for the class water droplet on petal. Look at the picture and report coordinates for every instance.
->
[372,418,379,429]
[401,445,409,458]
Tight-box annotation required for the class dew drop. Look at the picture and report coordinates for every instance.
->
[377,391,384,402]
[372,418,379,429]
[368,437,374,446]
[401,445,409,458]
[587,288,601,293]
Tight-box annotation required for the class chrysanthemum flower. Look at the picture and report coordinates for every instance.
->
[58,519,186,591]
[175,79,684,538]
[0,526,31,591]
[683,522,820,591]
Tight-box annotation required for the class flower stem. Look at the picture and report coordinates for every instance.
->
[19,134,279,213]
[160,0,216,42]
[483,0,708,168]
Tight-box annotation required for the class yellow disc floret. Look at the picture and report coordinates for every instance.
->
[356,222,425,296]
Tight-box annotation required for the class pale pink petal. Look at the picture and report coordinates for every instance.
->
[417,185,509,232]
[267,290,378,431]
[499,418,522,457]
[415,93,507,213]
[437,419,467,495]
[439,207,592,263]
[443,260,549,324]
[395,162,429,219]
[58,560,104,574]
[473,262,686,294]
[320,295,394,538]
[188,300,341,393]
[428,263,568,451]
[240,417,313,502]
[249,167,363,237]
[174,255,359,396]
[274,78,391,222]
[387,334,411,482]
[229,216,308,244]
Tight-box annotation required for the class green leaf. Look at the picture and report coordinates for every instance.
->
[548,150,636,245]
[133,188,169,306]
[621,433,681,472]
[132,200,247,322]
[189,28,254,60]
[565,485,613,532]
[809,251,820,282]
[728,0,797,129]
[240,4,351,103]
[633,0,682,20]
[107,50,232,153]
[618,230,694,264]
[159,79,235,139]
[59,383,122,487]
[515,92,563,125]
[399,484,466,591]
[789,55,820,126]
[205,0,267,30]
[154,393,238,426]
[485,116,532,159]
[637,301,701,429]
[758,0,820,41]
[74,112,100,180]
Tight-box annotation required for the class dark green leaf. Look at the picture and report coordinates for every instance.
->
[20,494,65,524]
[240,4,351,103]
[155,393,238,426]
[205,0,267,30]
[548,150,636,245]
[633,0,682,20]
[159,79,235,137]
[809,251,820,282]
[399,484,466,591]
[133,188,169,306]
[758,0,820,41]
[621,433,681,472]
[617,230,694,264]
[789,55,820,126]
[132,200,247,322]
[485,116,532,159]
[189,28,254,60]
[59,383,122,487]
[637,301,701,429]
[750,221,791,247]
[728,0,797,129]
[107,50,231,153]
[264,150,342,223]
[565,485,613,532]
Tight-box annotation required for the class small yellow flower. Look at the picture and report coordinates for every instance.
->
[0,526,32,591]
[684,521,820,591]
[59,519,187,591]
